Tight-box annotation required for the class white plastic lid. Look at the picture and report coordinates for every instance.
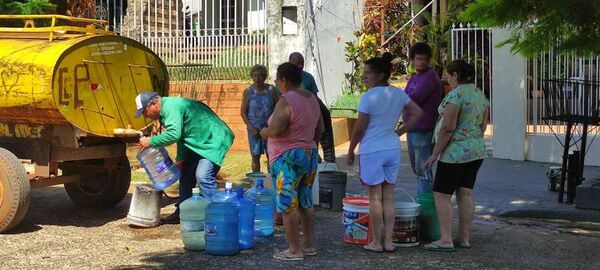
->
[225,182,232,189]
[192,188,200,194]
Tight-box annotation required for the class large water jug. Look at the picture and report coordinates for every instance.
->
[179,188,209,251]
[205,202,239,256]
[137,146,180,190]
[245,178,274,236]
[235,186,256,249]
[212,182,238,203]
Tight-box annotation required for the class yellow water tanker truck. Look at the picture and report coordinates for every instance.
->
[0,15,169,232]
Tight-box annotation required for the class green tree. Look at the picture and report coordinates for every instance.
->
[413,0,475,73]
[461,0,600,56]
[1,0,56,15]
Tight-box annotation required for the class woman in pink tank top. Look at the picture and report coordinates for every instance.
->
[260,62,324,261]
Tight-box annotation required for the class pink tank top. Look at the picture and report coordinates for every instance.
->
[267,90,320,163]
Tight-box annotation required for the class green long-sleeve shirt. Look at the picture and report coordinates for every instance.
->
[150,97,234,166]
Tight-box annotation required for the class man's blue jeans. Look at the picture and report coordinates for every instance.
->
[177,151,220,207]
[407,132,434,194]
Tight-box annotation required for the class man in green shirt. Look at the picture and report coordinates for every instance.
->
[136,91,234,224]
[289,52,336,162]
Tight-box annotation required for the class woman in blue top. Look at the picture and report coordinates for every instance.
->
[347,53,423,253]
[241,65,277,173]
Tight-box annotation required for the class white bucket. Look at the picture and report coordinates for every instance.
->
[393,201,420,247]
[127,183,162,228]
[342,196,371,245]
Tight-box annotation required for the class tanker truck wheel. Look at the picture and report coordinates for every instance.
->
[62,156,131,208]
[0,148,31,233]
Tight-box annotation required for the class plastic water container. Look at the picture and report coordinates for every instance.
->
[180,188,209,251]
[236,186,256,249]
[212,182,238,203]
[136,146,180,190]
[246,172,266,187]
[246,179,274,236]
[205,202,240,256]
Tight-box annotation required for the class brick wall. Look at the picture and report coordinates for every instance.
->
[170,82,249,151]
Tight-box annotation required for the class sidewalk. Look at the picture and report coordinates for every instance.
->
[332,141,600,222]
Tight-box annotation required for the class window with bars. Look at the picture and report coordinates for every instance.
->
[220,0,236,28]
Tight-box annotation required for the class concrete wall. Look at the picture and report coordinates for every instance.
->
[491,28,527,160]
[267,0,361,105]
[491,28,600,166]
[304,0,362,106]
[267,0,307,80]
[526,134,600,166]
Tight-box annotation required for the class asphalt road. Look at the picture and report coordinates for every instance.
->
[1,185,600,269]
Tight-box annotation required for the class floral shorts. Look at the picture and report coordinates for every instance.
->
[270,148,318,213]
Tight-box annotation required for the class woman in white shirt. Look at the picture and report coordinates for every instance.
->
[347,52,423,252]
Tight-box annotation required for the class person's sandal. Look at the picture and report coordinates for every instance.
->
[362,244,383,253]
[301,248,317,256]
[453,241,472,249]
[273,250,304,261]
[160,210,180,225]
[422,242,456,252]
[384,246,396,253]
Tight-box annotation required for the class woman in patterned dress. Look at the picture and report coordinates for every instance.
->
[423,59,490,252]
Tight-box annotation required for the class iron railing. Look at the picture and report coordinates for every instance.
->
[95,0,268,80]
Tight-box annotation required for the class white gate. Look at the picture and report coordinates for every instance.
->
[95,0,268,80]
[526,50,600,135]
[450,23,493,135]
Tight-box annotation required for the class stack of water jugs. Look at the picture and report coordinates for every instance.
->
[180,180,274,256]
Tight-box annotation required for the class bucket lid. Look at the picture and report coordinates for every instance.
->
[342,196,369,206]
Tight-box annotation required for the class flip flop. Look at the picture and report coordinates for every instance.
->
[384,247,396,253]
[363,244,383,253]
[273,250,304,261]
[302,248,317,256]
[422,242,456,252]
[453,242,472,249]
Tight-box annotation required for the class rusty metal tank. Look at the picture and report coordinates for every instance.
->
[0,15,168,137]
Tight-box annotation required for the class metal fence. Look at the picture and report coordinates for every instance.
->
[450,23,493,129]
[167,64,213,100]
[526,50,600,134]
[95,0,268,80]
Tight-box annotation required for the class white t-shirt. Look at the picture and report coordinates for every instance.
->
[357,85,412,155]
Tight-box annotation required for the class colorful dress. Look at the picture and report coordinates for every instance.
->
[246,85,275,156]
[434,83,490,163]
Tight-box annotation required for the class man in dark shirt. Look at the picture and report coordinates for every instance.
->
[289,52,336,163]
[403,43,442,194]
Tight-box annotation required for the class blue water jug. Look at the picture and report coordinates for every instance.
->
[205,202,239,256]
[212,182,238,203]
[179,188,209,251]
[246,178,274,236]
[236,186,256,249]
[136,146,180,190]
